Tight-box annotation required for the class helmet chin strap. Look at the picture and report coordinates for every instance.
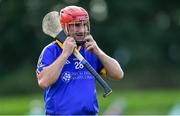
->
[75,40,86,46]
[73,31,90,46]
[73,33,86,46]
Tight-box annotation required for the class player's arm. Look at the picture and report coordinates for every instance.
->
[85,35,124,80]
[37,53,68,89]
[96,50,124,80]
[37,37,76,89]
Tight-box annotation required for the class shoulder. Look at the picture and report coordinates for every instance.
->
[82,48,97,58]
[43,41,59,52]
[38,41,61,60]
[81,47,99,62]
[37,41,60,67]
[40,41,61,55]
[36,41,59,72]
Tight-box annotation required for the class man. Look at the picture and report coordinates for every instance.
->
[36,6,124,115]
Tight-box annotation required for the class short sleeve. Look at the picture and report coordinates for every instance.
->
[96,58,106,77]
[100,68,106,77]
[36,47,55,74]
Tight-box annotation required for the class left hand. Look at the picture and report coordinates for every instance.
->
[84,35,101,55]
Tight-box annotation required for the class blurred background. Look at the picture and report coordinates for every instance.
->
[0,0,180,115]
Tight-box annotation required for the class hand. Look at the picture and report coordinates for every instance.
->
[62,36,77,58]
[84,35,101,55]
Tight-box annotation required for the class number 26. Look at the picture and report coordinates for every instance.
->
[74,61,84,69]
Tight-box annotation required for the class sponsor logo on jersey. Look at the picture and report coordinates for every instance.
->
[61,71,94,83]
[62,71,71,83]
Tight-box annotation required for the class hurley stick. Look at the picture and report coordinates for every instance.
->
[42,11,112,97]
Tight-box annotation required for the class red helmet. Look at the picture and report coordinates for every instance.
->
[60,6,89,27]
[60,6,90,37]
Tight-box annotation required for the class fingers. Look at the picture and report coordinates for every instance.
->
[65,37,76,46]
[62,37,77,57]
[84,35,101,55]
[66,36,75,43]
[85,43,94,51]
[85,39,97,51]
[84,35,93,42]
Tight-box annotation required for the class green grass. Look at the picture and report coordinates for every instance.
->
[0,89,180,115]
[0,95,44,115]
[98,89,180,115]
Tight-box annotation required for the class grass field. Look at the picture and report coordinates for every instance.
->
[98,89,180,115]
[0,89,180,115]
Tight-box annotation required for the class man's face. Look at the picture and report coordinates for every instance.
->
[68,21,89,41]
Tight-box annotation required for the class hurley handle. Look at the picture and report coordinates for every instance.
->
[73,49,112,97]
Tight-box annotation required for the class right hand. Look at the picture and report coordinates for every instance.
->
[62,36,77,58]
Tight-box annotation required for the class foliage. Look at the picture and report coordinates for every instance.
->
[0,0,180,94]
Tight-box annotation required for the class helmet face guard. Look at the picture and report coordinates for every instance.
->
[65,20,90,39]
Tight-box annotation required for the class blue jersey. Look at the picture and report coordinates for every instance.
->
[36,40,106,115]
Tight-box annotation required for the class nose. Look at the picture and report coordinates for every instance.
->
[76,25,84,32]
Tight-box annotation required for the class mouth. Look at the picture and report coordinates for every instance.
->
[76,33,84,37]
[74,33,85,41]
